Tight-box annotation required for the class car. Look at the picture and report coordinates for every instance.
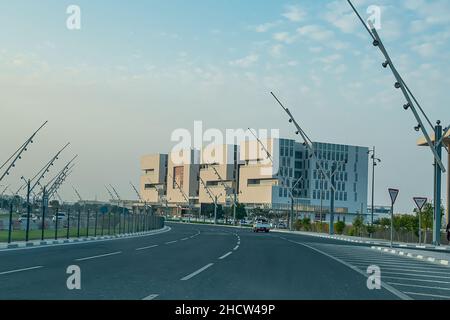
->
[18,213,38,223]
[277,222,288,229]
[52,212,67,222]
[253,218,270,233]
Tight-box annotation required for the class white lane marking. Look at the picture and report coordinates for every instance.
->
[403,292,450,299]
[165,240,178,245]
[219,252,233,260]
[76,251,122,261]
[387,282,450,292]
[142,294,159,300]
[136,245,159,251]
[382,271,450,279]
[384,276,450,284]
[0,266,43,275]
[181,238,189,241]
[181,263,214,281]
[376,267,450,275]
[287,241,411,300]
[233,245,239,251]
[339,259,448,270]
[349,262,448,272]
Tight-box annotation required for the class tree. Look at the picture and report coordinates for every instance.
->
[352,215,365,236]
[301,217,312,231]
[233,203,247,220]
[335,221,346,235]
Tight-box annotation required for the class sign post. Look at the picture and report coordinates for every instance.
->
[388,188,399,248]
[413,197,428,245]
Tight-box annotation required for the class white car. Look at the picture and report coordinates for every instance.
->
[18,213,38,223]
[52,212,67,222]
[253,218,270,233]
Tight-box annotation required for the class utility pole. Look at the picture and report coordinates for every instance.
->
[368,147,381,227]
[433,121,443,245]
[199,176,220,225]
[270,92,344,235]
[168,173,191,218]
[0,121,48,183]
[348,0,447,245]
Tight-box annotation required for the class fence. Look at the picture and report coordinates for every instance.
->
[0,209,165,243]
[302,223,448,245]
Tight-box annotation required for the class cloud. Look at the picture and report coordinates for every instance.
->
[253,21,280,33]
[282,5,305,22]
[412,42,436,58]
[229,54,259,68]
[273,32,296,44]
[297,25,334,41]
[270,44,283,57]
[322,1,360,34]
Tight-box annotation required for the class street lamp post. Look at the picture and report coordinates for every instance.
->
[368,147,381,228]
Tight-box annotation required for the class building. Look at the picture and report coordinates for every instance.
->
[367,205,392,221]
[140,154,168,204]
[238,138,369,223]
[308,142,369,223]
[140,138,369,223]
[199,144,240,206]
[166,148,200,208]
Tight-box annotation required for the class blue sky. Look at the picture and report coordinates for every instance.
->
[0,0,449,212]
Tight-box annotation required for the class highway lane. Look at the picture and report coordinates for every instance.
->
[0,222,447,300]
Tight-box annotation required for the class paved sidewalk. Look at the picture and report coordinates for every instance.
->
[0,226,170,251]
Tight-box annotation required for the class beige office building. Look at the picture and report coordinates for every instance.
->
[238,138,286,208]
[140,154,168,204]
[166,148,200,207]
[199,144,240,205]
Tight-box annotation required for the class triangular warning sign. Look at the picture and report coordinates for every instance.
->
[388,188,399,205]
[413,197,427,211]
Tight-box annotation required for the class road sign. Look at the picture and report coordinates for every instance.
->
[388,188,399,205]
[100,206,108,214]
[43,196,49,207]
[413,197,428,211]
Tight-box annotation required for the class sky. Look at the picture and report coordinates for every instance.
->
[0,0,449,213]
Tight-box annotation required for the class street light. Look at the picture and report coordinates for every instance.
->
[347,0,447,245]
[368,147,381,228]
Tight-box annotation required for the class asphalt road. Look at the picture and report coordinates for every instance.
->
[0,222,448,300]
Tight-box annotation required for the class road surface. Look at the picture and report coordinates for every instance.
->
[0,222,449,300]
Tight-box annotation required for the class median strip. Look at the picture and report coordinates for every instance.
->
[0,266,43,276]
[181,263,214,281]
[76,251,122,261]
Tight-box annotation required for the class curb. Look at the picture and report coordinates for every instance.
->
[371,246,450,266]
[0,226,170,251]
